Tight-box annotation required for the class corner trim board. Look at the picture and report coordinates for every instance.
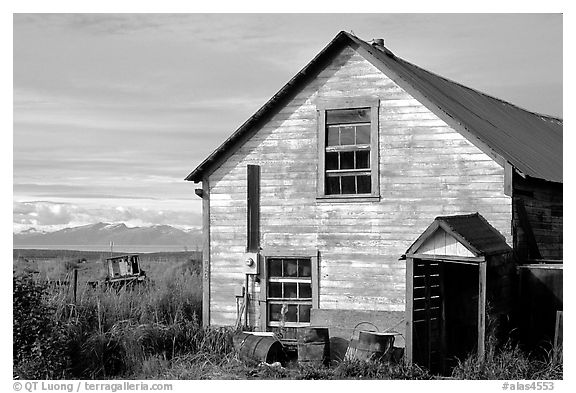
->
[504,161,513,196]
[202,179,211,327]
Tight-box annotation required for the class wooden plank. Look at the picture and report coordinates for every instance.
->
[405,257,414,365]
[259,251,268,331]
[504,161,513,196]
[317,108,326,197]
[315,96,379,109]
[478,261,487,359]
[371,100,380,196]
[439,262,447,373]
[202,179,211,327]
[424,261,432,369]
[311,308,405,340]
[312,251,320,309]
[410,253,484,263]
[554,311,563,349]
[246,164,261,252]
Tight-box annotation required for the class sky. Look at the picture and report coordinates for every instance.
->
[12,13,563,232]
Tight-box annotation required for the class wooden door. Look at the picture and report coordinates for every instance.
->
[412,259,445,373]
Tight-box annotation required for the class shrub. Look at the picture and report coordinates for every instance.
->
[13,275,71,379]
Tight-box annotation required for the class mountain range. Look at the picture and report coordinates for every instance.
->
[13,222,202,249]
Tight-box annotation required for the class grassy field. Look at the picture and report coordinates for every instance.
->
[12,249,562,380]
[13,249,202,285]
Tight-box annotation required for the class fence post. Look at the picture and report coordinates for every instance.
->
[73,268,78,304]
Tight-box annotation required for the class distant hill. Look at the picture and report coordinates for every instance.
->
[13,222,202,249]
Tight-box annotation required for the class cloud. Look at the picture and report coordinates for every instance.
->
[13,201,201,232]
[14,201,75,226]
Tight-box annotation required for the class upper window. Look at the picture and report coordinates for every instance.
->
[317,99,379,198]
[325,108,372,195]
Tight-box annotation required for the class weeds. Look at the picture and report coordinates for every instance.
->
[14,255,563,380]
[13,259,210,379]
[451,340,563,380]
[13,275,72,379]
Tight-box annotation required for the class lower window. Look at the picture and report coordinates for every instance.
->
[267,257,312,328]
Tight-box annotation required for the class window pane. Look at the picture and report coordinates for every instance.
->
[286,305,298,322]
[326,152,338,170]
[269,259,282,277]
[299,283,312,298]
[341,176,356,194]
[356,151,370,169]
[357,175,372,194]
[326,127,339,146]
[268,282,282,298]
[340,151,354,169]
[298,259,311,277]
[339,126,355,145]
[356,125,371,144]
[326,108,370,125]
[326,176,341,195]
[269,304,282,321]
[284,283,297,298]
[284,260,297,277]
[299,305,312,323]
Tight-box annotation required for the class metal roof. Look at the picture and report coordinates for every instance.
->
[186,31,562,183]
[406,213,512,257]
[347,33,563,183]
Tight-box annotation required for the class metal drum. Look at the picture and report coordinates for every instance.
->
[345,331,395,362]
[233,332,286,364]
[297,327,330,365]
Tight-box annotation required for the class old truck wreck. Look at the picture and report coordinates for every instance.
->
[185,31,562,370]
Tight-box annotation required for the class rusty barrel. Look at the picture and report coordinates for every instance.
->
[233,332,286,364]
[345,331,395,362]
[297,327,330,365]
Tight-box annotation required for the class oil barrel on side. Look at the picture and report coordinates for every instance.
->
[233,332,286,365]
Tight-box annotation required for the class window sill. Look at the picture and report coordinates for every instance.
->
[316,195,381,203]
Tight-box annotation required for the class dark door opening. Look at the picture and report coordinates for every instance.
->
[412,259,479,374]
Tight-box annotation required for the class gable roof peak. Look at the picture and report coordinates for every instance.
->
[186,31,562,183]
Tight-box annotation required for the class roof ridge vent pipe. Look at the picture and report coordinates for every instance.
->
[371,38,395,58]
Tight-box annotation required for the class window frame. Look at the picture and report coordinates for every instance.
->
[316,97,380,200]
[259,249,319,331]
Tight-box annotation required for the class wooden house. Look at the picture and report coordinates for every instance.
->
[185,32,562,348]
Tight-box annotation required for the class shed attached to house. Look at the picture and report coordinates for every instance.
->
[403,213,514,374]
[185,31,562,349]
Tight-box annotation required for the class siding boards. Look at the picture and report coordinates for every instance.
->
[207,45,511,327]
[512,173,562,260]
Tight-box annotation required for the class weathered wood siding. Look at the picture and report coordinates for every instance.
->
[206,45,512,327]
[512,174,562,261]
[417,229,475,258]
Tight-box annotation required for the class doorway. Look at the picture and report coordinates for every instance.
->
[411,258,480,374]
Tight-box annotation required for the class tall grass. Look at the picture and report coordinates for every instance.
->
[450,340,563,380]
[14,255,562,380]
[13,257,238,379]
